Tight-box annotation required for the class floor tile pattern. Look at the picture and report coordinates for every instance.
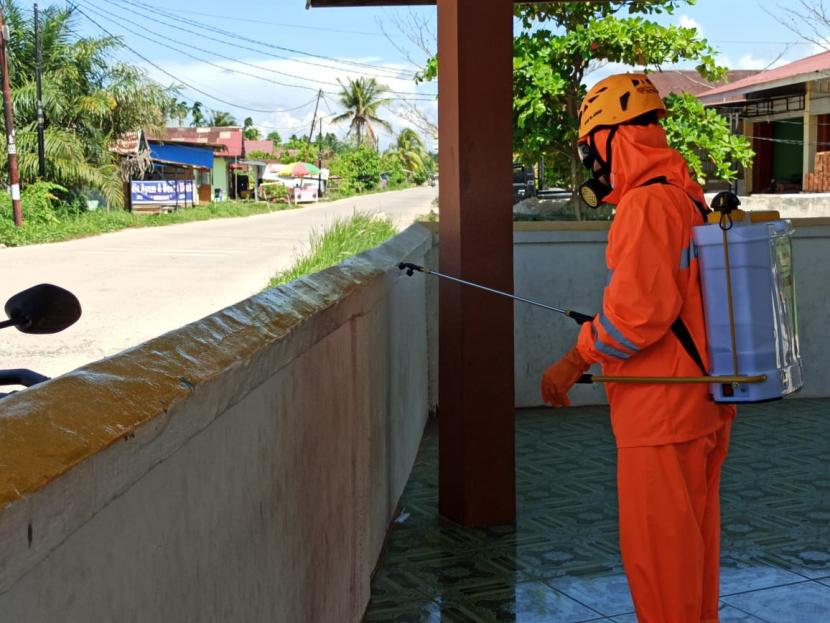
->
[363,399,830,622]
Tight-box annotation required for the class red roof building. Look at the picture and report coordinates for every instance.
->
[699,51,830,104]
[244,140,275,155]
[696,51,830,194]
[151,127,244,158]
[648,69,759,98]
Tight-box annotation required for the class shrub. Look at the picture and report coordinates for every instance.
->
[330,146,383,194]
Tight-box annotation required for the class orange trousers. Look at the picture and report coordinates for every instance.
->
[617,421,731,623]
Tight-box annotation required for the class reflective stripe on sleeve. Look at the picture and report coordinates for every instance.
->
[592,325,631,360]
[599,311,640,353]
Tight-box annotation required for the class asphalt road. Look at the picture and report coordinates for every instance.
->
[0,186,438,380]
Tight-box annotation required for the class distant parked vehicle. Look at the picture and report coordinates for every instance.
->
[512,163,536,204]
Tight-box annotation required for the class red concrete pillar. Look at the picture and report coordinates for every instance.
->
[437,0,515,526]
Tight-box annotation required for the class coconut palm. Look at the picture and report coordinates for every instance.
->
[209,110,238,127]
[2,0,175,209]
[190,101,207,127]
[243,116,261,140]
[168,99,190,127]
[388,128,428,180]
[332,77,392,148]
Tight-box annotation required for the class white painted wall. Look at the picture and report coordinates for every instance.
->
[0,224,434,623]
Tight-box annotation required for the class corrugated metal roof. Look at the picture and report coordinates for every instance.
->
[149,127,244,158]
[698,50,830,103]
[244,140,275,154]
[149,143,215,170]
[648,70,759,98]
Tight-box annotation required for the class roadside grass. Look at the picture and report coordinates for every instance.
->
[0,201,297,247]
[269,212,398,287]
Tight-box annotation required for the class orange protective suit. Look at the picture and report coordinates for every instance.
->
[574,122,736,623]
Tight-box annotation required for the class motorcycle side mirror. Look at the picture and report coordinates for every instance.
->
[3,284,82,334]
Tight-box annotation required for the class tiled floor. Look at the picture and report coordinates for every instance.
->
[363,399,830,622]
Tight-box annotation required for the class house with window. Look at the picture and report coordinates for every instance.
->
[152,127,245,200]
[699,50,830,194]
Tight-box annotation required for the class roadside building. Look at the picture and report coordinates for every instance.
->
[699,50,830,194]
[154,127,245,200]
[135,139,219,212]
[111,130,218,212]
[243,139,275,156]
[648,69,759,98]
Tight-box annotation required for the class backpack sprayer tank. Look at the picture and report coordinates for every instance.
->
[692,193,803,403]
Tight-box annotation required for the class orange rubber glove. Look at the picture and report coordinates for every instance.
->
[540,346,590,408]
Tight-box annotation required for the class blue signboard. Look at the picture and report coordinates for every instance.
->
[131,180,194,206]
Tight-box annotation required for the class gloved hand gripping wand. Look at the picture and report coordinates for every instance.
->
[397,262,766,387]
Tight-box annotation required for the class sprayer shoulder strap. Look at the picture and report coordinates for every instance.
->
[640,177,709,376]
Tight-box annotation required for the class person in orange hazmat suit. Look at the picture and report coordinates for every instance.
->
[540,73,736,623]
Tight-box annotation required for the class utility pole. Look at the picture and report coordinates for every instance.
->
[317,118,323,197]
[0,8,22,226]
[307,89,322,144]
[35,3,46,178]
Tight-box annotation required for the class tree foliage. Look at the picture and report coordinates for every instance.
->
[2,0,175,210]
[243,116,261,140]
[330,145,383,193]
[512,1,727,217]
[421,1,751,217]
[384,128,430,184]
[209,110,237,127]
[662,93,754,183]
[332,77,392,148]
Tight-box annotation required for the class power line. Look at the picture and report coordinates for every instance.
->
[79,1,436,105]
[81,0,343,89]
[98,0,436,99]
[103,0,399,38]
[109,0,415,80]
[73,4,320,114]
[79,1,330,93]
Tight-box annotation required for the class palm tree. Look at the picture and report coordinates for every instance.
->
[168,99,190,127]
[243,116,261,140]
[332,77,392,148]
[2,0,175,210]
[190,101,207,127]
[388,128,428,180]
[209,110,237,127]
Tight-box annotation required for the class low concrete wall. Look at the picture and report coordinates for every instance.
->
[0,224,434,623]
[710,193,830,219]
[513,220,830,407]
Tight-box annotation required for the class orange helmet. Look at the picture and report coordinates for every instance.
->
[578,73,666,141]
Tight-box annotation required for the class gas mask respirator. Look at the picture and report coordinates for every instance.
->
[577,127,616,208]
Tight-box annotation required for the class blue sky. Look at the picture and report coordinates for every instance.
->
[42,0,826,148]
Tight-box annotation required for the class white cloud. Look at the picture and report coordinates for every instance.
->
[141,56,438,151]
[736,53,789,70]
[584,61,637,88]
[679,15,703,36]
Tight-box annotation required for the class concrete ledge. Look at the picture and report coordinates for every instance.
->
[0,224,434,622]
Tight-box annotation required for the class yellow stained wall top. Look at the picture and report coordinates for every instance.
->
[0,260,382,511]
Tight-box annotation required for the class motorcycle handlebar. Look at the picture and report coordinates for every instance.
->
[0,369,50,388]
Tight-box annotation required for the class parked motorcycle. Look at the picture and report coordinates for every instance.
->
[0,284,82,398]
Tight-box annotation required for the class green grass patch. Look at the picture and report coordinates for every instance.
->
[0,201,298,247]
[269,212,398,287]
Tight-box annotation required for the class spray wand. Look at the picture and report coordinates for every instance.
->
[397,262,766,387]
